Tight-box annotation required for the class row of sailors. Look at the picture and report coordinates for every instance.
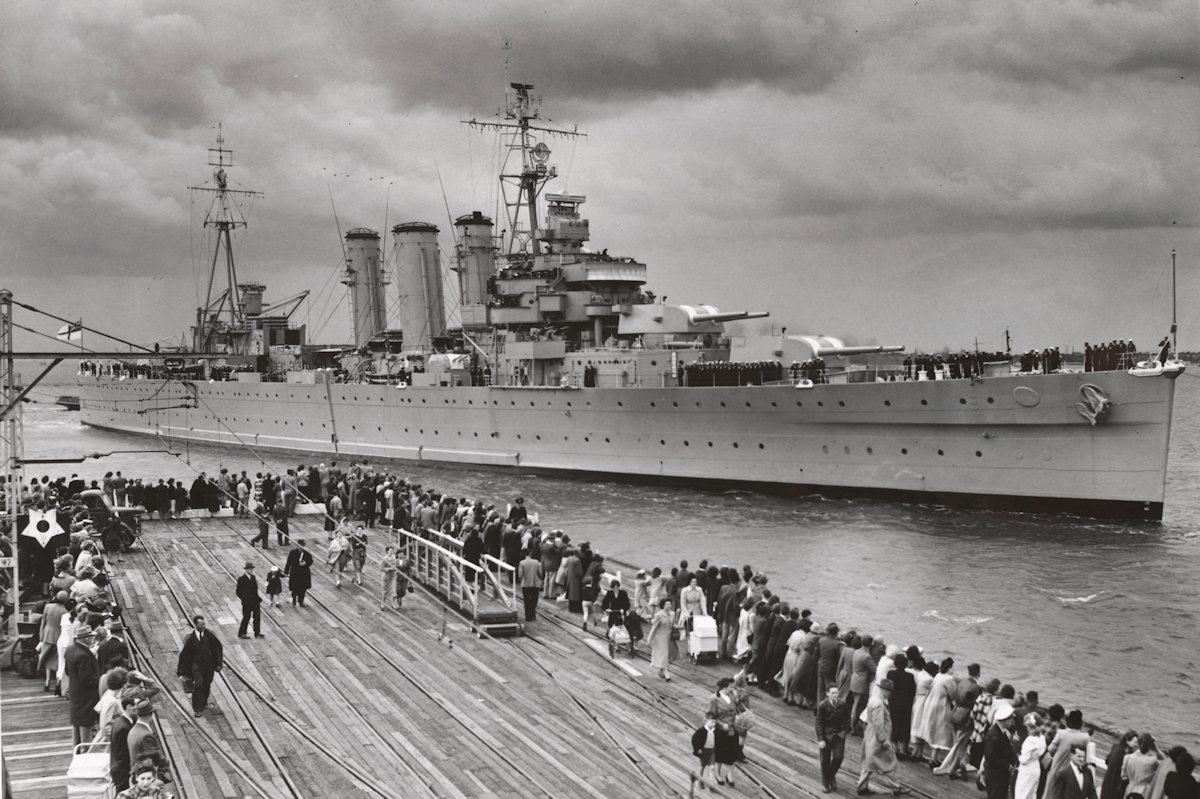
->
[902,352,1006,381]
[1018,348,1062,374]
[1084,340,1137,372]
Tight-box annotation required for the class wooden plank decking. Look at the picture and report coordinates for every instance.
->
[5,515,999,798]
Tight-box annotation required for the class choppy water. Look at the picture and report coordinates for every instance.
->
[19,377,1200,748]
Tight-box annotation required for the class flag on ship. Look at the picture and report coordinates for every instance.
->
[56,322,83,343]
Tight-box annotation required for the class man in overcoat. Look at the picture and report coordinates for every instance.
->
[177,614,223,717]
[236,562,263,639]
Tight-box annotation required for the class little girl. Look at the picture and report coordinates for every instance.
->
[265,567,283,607]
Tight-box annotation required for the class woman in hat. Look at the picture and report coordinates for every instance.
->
[38,591,69,693]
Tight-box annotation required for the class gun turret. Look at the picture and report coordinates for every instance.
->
[688,310,771,324]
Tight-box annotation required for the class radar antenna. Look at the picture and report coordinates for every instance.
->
[464,69,584,257]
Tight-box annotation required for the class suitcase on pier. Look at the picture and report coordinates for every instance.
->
[67,741,115,798]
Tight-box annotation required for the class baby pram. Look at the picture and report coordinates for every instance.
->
[686,615,720,664]
[607,621,633,658]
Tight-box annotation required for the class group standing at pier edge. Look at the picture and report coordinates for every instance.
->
[3,465,1197,799]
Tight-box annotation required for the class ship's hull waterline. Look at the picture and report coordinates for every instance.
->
[77,369,1177,520]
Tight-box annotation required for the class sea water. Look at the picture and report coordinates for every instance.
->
[17,377,1200,749]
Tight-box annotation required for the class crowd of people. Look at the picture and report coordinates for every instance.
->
[29,541,172,797]
[628,556,1197,797]
[4,466,1197,799]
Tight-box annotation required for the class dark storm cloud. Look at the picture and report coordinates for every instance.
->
[338,0,864,117]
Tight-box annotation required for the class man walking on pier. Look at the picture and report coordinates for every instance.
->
[236,562,263,639]
[518,549,543,622]
[177,615,223,717]
[816,684,851,792]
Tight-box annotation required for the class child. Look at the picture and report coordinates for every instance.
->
[265,567,283,607]
[691,713,717,789]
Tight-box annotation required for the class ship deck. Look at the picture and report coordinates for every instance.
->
[9,516,1027,798]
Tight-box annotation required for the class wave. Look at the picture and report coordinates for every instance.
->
[1056,592,1105,606]
[922,610,992,625]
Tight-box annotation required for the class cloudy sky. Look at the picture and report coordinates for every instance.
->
[3,0,1198,358]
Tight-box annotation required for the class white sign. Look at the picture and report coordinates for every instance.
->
[22,510,64,548]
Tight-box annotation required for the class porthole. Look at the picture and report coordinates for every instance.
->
[605,437,610,443]
[796,401,803,407]
[987,397,995,404]
[822,445,829,454]
[707,442,713,447]
[617,401,624,407]
[660,439,666,445]
[651,402,656,408]
[959,398,967,405]
[684,441,690,447]
[536,435,541,440]
[838,400,845,407]
[975,451,982,457]
[867,447,873,454]
[720,402,726,407]
[843,446,850,454]
[937,449,944,456]
[920,399,928,406]
[817,401,824,407]
[732,442,739,448]
[884,400,891,407]
[771,401,777,407]
[530,401,535,407]
[673,401,679,407]
[758,443,765,450]
[901,448,908,455]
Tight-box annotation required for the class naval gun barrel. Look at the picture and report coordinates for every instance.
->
[815,344,907,357]
[690,310,771,324]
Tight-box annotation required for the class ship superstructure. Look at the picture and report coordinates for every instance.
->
[75,86,1184,520]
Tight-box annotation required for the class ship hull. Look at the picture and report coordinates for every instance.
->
[76,370,1177,520]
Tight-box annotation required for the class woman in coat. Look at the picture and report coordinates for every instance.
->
[794,623,822,709]
[910,659,935,762]
[647,599,673,681]
[1100,731,1138,799]
[349,526,368,586]
[734,597,755,662]
[706,678,741,786]
[327,531,351,588]
[921,657,958,764]
[886,654,915,756]
[38,592,68,692]
[1015,712,1047,799]
[380,547,398,611]
[561,549,584,614]
[780,626,807,704]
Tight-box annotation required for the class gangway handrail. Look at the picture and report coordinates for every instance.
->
[395,528,480,622]
[480,553,519,613]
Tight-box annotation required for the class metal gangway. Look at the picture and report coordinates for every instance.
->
[395,527,522,637]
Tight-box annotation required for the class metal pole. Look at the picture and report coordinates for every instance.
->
[1,289,22,636]
[1172,248,1178,357]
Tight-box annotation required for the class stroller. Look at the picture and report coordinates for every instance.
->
[686,615,720,664]
[607,619,633,658]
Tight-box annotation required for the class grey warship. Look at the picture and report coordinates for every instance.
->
[77,83,1183,520]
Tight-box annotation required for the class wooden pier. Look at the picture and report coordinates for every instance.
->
[6,516,1003,798]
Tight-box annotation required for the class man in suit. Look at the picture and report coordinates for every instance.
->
[1044,744,1098,799]
[849,636,878,735]
[177,615,223,717]
[96,621,129,674]
[64,625,100,745]
[517,550,542,622]
[127,699,166,779]
[109,694,137,791]
[983,703,1017,799]
[236,562,263,639]
[716,576,740,661]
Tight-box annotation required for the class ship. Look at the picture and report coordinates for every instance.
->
[76,84,1184,520]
